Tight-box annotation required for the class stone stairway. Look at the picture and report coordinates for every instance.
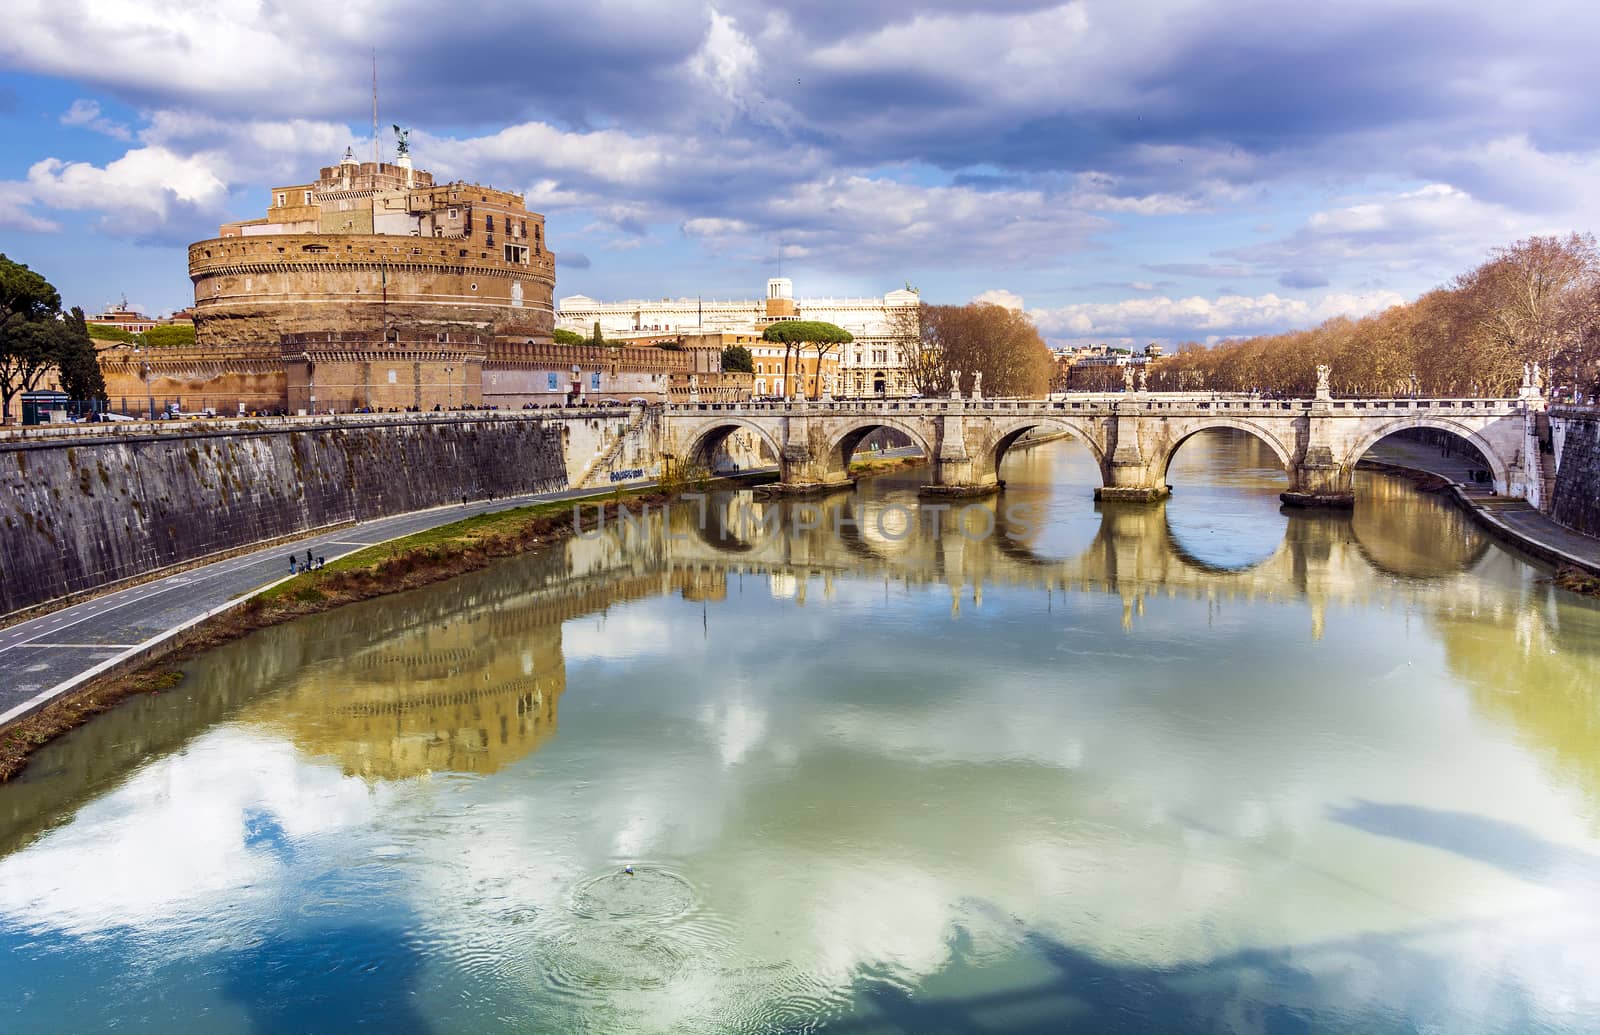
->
[1535,412,1558,512]
[575,407,650,489]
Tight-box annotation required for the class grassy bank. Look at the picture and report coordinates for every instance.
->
[1553,565,1600,597]
[849,454,927,476]
[0,483,683,781]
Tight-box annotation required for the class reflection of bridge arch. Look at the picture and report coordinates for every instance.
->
[680,418,783,470]
[1346,417,1509,489]
[1347,473,1493,580]
[1158,419,1292,480]
[989,496,1294,580]
[1160,515,1290,575]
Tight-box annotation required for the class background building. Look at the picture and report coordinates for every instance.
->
[559,278,921,397]
[88,298,158,334]
[1054,343,1164,391]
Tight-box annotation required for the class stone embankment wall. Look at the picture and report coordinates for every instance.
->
[0,412,658,616]
[1550,408,1600,538]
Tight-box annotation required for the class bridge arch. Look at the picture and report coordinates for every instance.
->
[679,418,783,473]
[1155,418,1294,482]
[1344,416,1512,492]
[982,416,1107,483]
[821,416,934,476]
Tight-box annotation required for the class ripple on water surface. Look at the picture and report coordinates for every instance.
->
[539,926,691,1000]
[570,868,697,921]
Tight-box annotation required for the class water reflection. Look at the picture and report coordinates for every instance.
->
[3,432,1600,1033]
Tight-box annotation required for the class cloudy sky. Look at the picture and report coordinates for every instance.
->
[1,0,1596,345]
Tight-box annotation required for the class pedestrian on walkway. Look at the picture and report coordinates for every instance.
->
[287,555,296,575]
[305,548,313,568]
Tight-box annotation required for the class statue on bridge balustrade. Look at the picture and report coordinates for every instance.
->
[949,370,962,398]
[1122,366,1135,393]
[1315,364,1332,399]
[971,371,982,400]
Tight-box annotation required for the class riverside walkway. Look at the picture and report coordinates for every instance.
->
[0,481,657,728]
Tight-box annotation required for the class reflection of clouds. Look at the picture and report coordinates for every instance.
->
[0,729,384,936]
[700,696,768,768]
[561,608,684,662]
[382,575,1600,1028]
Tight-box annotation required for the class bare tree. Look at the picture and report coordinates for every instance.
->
[921,303,1053,397]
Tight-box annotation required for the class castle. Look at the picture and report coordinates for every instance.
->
[98,147,723,414]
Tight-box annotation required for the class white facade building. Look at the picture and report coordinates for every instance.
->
[558,278,922,397]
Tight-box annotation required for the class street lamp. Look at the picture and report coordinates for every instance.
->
[139,357,152,420]
[308,377,316,415]
[445,365,454,410]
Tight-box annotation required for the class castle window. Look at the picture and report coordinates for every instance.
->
[303,190,312,204]
[448,208,458,219]
[485,215,494,233]
[276,193,285,207]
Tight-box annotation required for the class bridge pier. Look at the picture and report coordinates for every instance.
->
[1282,405,1355,507]
[760,443,853,495]
[1093,457,1170,503]
[1094,412,1168,502]
[920,410,1001,497]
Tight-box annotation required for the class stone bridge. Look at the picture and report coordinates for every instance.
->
[664,391,1546,507]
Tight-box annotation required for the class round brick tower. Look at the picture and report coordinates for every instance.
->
[188,153,555,350]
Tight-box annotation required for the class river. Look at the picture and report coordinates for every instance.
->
[3,431,1599,1033]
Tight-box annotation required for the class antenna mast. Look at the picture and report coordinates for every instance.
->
[371,49,379,166]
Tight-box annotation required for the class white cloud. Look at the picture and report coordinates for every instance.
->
[689,5,789,128]
[1030,289,1406,344]
[686,174,1109,271]
[973,288,1024,310]
[0,0,379,116]
[1225,183,1528,276]
[0,182,58,233]
[59,98,131,140]
[25,147,229,238]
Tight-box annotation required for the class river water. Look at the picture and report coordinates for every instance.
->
[3,431,1600,1033]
